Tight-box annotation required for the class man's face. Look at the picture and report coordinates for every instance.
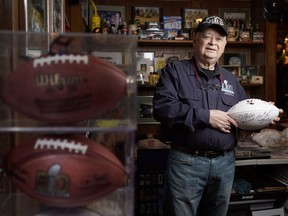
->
[193,28,227,63]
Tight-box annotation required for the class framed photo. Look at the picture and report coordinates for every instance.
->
[132,6,162,28]
[98,5,125,30]
[223,52,249,75]
[91,51,123,65]
[137,51,155,61]
[221,65,241,77]
[24,0,47,32]
[137,96,159,124]
[218,8,250,21]
[25,0,64,33]
[48,0,65,33]
[154,57,166,73]
[88,5,125,30]
[181,8,208,29]
[163,53,181,63]
[245,65,260,76]
[136,51,155,83]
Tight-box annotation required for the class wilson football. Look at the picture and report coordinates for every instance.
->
[0,53,127,124]
[6,134,127,207]
[227,98,279,130]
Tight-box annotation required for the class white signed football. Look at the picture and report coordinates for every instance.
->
[227,99,279,130]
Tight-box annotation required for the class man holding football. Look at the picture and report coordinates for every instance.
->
[153,16,282,216]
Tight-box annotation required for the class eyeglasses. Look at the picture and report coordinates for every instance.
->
[201,33,226,44]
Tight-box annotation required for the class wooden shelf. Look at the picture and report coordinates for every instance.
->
[137,40,264,47]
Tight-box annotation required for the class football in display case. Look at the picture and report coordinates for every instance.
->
[0,31,137,215]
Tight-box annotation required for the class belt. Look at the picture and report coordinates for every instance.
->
[171,143,227,159]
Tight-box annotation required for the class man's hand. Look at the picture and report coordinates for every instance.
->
[209,110,238,133]
[271,108,284,125]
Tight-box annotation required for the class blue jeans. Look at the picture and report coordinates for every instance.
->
[163,149,235,216]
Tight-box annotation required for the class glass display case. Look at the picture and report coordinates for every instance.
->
[0,31,137,215]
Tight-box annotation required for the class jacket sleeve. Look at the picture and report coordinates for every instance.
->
[152,62,210,131]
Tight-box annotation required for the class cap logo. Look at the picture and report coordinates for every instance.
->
[202,16,225,26]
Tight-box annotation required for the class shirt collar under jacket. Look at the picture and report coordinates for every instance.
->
[191,57,221,79]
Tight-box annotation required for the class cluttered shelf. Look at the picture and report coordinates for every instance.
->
[235,127,288,166]
[137,40,264,47]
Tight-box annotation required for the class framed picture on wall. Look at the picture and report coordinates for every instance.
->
[223,52,249,76]
[181,8,208,29]
[48,0,65,33]
[132,6,162,28]
[221,65,241,77]
[218,8,250,21]
[137,96,159,124]
[25,0,64,33]
[24,0,47,32]
[245,65,260,76]
[97,5,125,30]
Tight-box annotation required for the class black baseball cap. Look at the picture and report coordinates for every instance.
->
[195,16,228,36]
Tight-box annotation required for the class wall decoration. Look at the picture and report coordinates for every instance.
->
[154,57,166,73]
[218,8,250,21]
[25,0,64,33]
[137,96,159,124]
[97,5,125,30]
[245,65,260,76]
[136,51,155,83]
[181,8,208,29]
[221,65,241,77]
[223,52,249,76]
[24,0,64,57]
[24,0,47,32]
[132,6,161,28]
[163,53,181,62]
[48,0,65,33]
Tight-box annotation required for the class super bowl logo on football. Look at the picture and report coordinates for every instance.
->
[35,164,70,198]
[6,134,127,207]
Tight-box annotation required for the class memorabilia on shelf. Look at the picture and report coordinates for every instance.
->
[163,16,182,39]
[132,6,162,28]
[181,8,208,29]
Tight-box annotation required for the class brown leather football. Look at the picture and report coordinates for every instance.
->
[0,53,127,124]
[6,134,127,207]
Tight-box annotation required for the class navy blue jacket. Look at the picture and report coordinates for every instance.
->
[153,59,247,151]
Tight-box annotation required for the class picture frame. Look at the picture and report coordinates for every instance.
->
[24,0,64,58]
[132,6,162,28]
[221,65,241,77]
[154,57,166,73]
[137,96,159,124]
[163,53,181,63]
[181,8,208,29]
[136,51,155,83]
[218,8,250,21]
[91,51,123,65]
[88,5,125,30]
[137,51,155,62]
[97,5,125,30]
[223,52,249,76]
[25,0,64,33]
[48,0,65,33]
[24,0,47,32]
[245,65,260,76]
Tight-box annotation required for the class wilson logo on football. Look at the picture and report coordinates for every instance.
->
[35,73,85,88]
